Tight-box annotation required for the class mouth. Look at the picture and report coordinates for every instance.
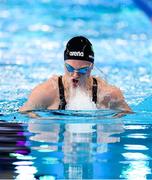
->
[71,78,79,87]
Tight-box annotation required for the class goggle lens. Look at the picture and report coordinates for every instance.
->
[65,63,90,74]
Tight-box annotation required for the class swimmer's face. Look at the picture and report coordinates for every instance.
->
[64,59,93,88]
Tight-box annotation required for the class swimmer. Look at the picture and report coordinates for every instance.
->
[19,36,132,117]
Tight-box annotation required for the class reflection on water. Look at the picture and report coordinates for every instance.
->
[1,114,152,179]
[0,120,30,179]
[26,120,124,179]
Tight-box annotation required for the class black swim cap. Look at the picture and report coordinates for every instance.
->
[64,36,94,63]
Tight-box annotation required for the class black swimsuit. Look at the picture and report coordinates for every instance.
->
[58,76,98,110]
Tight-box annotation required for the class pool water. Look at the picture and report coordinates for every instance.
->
[1,110,152,179]
[0,0,152,179]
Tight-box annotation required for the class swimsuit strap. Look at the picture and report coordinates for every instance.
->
[92,77,98,104]
[58,76,67,110]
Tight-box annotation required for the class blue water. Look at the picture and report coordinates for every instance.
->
[0,0,152,179]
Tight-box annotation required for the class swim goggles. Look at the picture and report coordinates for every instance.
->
[65,63,91,74]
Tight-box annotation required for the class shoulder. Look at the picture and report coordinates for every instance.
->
[93,76,132,111]
[19,75,60,111]
[108,86,124,100]
[32,75,59,94]
[94,76,124,99]
[28,75,60,104]
[19,75,60,112]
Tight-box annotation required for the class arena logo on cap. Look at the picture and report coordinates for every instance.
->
[69,51,84,57]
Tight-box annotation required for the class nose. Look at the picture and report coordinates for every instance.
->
[72,71,80,78]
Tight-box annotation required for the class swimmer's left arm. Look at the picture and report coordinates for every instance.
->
[109,88,133,117]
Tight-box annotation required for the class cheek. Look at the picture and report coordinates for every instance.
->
[86,70,91,76]
[64,68,70,75]
[65,72,71,78]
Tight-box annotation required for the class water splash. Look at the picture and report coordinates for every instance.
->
[66,87,97,110]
